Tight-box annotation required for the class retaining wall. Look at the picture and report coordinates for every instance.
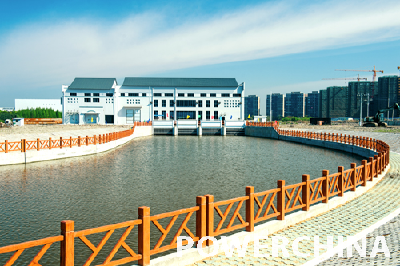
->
[0,126,153,166]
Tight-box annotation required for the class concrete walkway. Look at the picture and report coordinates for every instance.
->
[191,132,400,266]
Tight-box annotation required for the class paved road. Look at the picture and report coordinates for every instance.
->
[192,131,400,266]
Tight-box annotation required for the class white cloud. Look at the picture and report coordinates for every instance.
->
[1,0,400,93]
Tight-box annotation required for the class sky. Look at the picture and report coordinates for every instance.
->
[1,0,400,114]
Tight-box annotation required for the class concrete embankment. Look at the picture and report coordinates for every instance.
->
[245,126,377,158]
[0,126,153,166]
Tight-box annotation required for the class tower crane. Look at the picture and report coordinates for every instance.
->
[322,75,367,81]
[334,66,383,99]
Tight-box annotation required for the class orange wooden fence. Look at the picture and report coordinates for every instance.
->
[0,125,390,266]
[0,122,152,153]
[24,118,63,125]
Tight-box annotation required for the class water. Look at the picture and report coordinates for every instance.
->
[0,136,363,264]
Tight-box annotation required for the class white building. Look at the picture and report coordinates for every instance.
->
[62,77,245,125]
[15,99,62,111]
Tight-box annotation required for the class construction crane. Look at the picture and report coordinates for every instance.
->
[322,75,367,81]
[335,66,383,99]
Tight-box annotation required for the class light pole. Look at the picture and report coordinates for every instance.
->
[357,93,367,126]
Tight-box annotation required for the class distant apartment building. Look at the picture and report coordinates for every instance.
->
[244,95,260,118]
[266,93,285,120]
[284,92,305,117]
[305,91,319,117]
[319,86,348,118]
[377,76,399,118]
[15,99,62,111]
[347,81,378,118]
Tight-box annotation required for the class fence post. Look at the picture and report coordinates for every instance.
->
[378,153,382,175]
[21,139,26,152]
[246,186,254,232]
[94,135,97,145]
[49,138,52,150]
[69,137,72,148]
[351,163,356,192]
[369,157,374,179]
[277,180,285,220]
[138,206,150,266]
[61,220,74,266]
[322,170,329,203]
[5,140,8,153]
[362,160,367,186]
[374,155,378,177]
[37,138,40,151]
[60,137,63,149]
[196,196,206,248]
[205,195,214,246]
[302,175,310,211]
[338,166,344,196]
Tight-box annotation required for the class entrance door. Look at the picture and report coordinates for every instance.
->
[133,109,141,122]
[86,114,97,124]
[126,109,134,124]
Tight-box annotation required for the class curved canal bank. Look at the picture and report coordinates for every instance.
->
[0,124,390,266]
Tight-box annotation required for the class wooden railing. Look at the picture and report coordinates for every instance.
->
[24,118,63,125]
[0,125,390,266]
[0,121,152,154]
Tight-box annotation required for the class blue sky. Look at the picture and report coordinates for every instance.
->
[1,0,400,114]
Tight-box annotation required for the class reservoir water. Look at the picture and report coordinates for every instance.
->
[0,136,363,264]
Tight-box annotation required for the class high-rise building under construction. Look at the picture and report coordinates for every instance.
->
[377,76,400,118]
[266,93,285,120]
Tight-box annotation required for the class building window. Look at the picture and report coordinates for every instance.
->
[162,100,166,107]
[221,93,230,97]
[142,93,147,97]
[85,93,91,96]
[170,111,174,120]
[176,111,196,119]
[70,93,77,96]
[176,100,197,107]
[214,111,218,120]
[93,98,100,103]
[198,100,202,107]
[129,93,139,97]
[93,93,99,96]
[165,93,173,97]
[84,98,91,103]
[178,93,185,97]
[170,100,174,107]
[154,111,158,120]
[106,93,113,97]
[206,111,210,120]
[206,100,210,107]
[214,100,219,107]
[198,111,202,120]
[121,93,125,96]
[154,93,162,97]
[162,110,166,120]
[210,93,216,97]
[201,93,207,97]
[154,100,158,107]
[187,93,194,97]
[233,93,241,97]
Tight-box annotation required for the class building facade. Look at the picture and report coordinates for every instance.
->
[319,86,348,118]
[244,95,260,118]
[347,81,378,118]
[305,91,319,118]
[266,93,285,120]
[15,99,62,111]
[62,77,245,125]
[284,92,305,117]
[377,76,399,118]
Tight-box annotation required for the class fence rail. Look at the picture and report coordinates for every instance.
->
[0,124,390,266]
[0,121,152,154]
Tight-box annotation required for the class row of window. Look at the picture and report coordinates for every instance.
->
[223,100,241,108]
[69,93,113,97]
[84,98,100,103]
[153,93,240,97]
[153,110,219,120]
[154,100,221,108]
[120,93,147,97]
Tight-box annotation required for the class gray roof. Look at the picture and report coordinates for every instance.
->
[122,77,238,87]
[68,78,117,90]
